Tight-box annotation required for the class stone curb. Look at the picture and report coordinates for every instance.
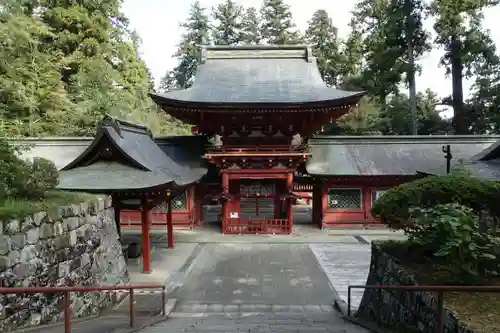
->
[341,315,392,333]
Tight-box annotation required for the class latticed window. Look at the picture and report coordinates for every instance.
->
[371,190,387,205]
[172,191,187,210]
[328,188,362,209]
[152,190,188,212]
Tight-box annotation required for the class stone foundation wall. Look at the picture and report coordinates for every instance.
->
[0,197,130,331]
[356,243,473,333]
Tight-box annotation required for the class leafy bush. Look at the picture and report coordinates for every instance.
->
[408,204,500,282]
[0,138,59,200]
[371,173,500,230]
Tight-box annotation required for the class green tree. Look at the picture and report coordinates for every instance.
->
[160,1,210,91]
[211,0,243,45]
[430,0,499,134]
[240,7,261,44]
[337,20,365,88]
[305,9,341,86]
[0,6,74,136]
[260,0,302,44]
[375,90,450,135]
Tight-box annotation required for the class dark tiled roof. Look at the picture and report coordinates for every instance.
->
[12,117,207,192]
[306,135,500,176]
[420,159,500,180]
[150,45,364,107]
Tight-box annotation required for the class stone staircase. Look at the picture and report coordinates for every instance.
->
[137,302,372,333]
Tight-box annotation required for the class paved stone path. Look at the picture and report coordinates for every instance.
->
[137,243,371,332]
[310,243,371,310]
[170,243,336,305]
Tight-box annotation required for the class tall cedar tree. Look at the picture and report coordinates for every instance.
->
[160,1,210,90]
[0,0,184,136]
[260,0,302,44]
[212,0,243,45]
[305,10,341,86]
[430,0,499,134]
[240,7,262,44]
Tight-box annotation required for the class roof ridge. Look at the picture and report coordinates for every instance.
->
[201,44,315,62]
[100,115,153,138]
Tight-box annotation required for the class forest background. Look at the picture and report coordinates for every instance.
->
[1,0,499,137]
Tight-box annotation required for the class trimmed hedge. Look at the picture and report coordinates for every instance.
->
[371,173,500,229]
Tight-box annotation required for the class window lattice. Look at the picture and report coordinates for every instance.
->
[328,189,362,209]
[153,190,187,212]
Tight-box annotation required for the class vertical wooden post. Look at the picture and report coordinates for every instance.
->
[187,186,194,228]
[286,173,293,232]
[167,193,174,248]
[195,185,203,226]
[141,197,151,273]
[221,172,229,233]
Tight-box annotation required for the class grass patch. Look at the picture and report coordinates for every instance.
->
[0,190,98,220]
[380,241,500,333]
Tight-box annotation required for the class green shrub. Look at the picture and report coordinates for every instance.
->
[22,157,60,199]
[0,138,59,200]
[371,173,500,230]
[408,204,500,282]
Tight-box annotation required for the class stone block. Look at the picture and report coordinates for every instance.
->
[10,234,26,251]
[32,212,47,226]
[20,245,37,263]
[39,224,54,239]
[53,222,64,236]
[26,227,40,245]
[0,235,11,255]
[63,217,79,231]
[58,261,72,278]
[7,250,20,266]
[4,220,20,235]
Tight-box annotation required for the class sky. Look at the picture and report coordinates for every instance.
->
[121,0,500,117]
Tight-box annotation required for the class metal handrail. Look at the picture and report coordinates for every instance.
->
[347,284,500,333]
[0,284,166,333]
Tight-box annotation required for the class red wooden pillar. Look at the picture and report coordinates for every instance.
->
[286,173,293,232]
[141,198,151,273]
[312,178,324,229]
[187,186,194,227]
[195,185,203,226]
[221,172,229,233]
[167,194,174,248]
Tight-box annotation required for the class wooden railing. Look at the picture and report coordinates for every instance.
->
[224,218,291,234]
[208,145,305,153]
[0,284,165,333]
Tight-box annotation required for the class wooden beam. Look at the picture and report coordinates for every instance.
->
[167,196,174,249]
[141,197,151,273]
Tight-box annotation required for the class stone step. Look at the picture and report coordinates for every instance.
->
[173,303,335,314]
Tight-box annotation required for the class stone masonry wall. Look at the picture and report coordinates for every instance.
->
[356,243,474,333]
[0,197,130,331]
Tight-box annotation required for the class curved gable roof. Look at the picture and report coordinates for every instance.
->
[150,45,365,107]
[56,117,207,192]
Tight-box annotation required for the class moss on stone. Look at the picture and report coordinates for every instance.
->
[0,191,98,222]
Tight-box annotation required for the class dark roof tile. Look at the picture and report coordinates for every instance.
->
[307,135,500,176]
[150,45,364,106]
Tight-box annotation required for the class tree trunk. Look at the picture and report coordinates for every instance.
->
[450,35,467,134]
[406,0,418,135]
